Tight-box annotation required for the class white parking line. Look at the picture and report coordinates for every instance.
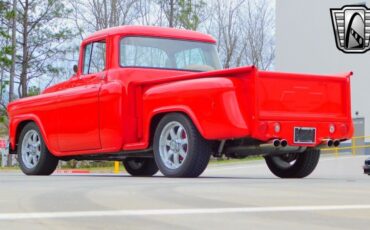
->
[207,155,367,172]
[320,155,367,161]
[1,205,370,220]
[207,164,265,172]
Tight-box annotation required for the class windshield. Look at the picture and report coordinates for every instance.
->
[120,36,222,72]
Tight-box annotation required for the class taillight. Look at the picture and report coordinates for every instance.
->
[274,122,281,133]
[329,124,335,134]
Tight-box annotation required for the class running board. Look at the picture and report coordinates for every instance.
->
[60,148,154,161]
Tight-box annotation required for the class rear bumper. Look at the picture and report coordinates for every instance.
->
[251,120,353,147]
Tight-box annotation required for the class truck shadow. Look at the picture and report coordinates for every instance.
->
[52,174,365,181]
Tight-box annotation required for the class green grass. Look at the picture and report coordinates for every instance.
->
[0,166,19,171]
[0,121,7,132]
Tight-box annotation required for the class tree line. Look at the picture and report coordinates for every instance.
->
[0,0,274,122]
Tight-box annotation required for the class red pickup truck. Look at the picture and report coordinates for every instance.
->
[7,26,353,178]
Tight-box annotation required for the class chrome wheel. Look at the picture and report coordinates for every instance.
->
[21,130,41,169]
[154,113,212,177]
[159,121,188,169]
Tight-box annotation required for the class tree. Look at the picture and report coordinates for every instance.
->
[16,0,73,98]
[156,0,177,27]
[205,0,274,69]
[242,0,275,70]
[207,0,245,68]
[0,0,13,110]
[27,85,40,96]
[156,0,206,30]
[0,1,12,68]
[178,0,205,30]
[70,0,141,36]
[9,0,16,102]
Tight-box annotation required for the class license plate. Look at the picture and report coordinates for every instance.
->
[294,127,316,144]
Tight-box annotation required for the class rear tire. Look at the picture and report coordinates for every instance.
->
[122,158,159,176]
[265,148,320,178]
[153,113,211,177]
[17,122,59,175]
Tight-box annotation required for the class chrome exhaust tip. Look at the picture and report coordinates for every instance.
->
[327,139,334,147]
[333,140,340,147]
[280,139,288,147]
[272,139,281,147]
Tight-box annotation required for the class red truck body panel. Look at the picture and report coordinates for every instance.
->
[6,26,353,157]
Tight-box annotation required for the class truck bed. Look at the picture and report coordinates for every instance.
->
[154,66,353,145]
[134,66,353,146]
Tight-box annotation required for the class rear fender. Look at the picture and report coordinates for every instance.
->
[142,77,250,146]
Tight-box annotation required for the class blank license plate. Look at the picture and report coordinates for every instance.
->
[294,127,316,144]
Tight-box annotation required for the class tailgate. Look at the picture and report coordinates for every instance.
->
[255,71,352,122]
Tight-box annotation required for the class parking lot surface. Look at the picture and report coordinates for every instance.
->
[0,155,369,229]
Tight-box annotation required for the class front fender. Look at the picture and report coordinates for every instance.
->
[8,114,53,153]
[7,92,60,155]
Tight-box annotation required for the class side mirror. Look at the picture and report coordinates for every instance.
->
[73,65,78,74]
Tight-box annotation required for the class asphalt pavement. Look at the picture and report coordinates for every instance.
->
[0,154,369,229]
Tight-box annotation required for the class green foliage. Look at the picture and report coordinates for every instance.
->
[0,106,7,127]
[1,79,8,95]
[16,0,75,98]
[178,0,205,30]
[0,0,13,68]
[5,8,15,20]
[28,86,40,96]
[0,114,5,123]
[0,45,13,66]
[156,0,206,30]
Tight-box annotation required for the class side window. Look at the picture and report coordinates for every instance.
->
[83,44,92,75]
[175,48,206,69]
[83,41,106,75]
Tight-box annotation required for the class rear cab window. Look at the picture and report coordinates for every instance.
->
[119,36,221,72]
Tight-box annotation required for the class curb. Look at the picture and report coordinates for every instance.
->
[55,169,91,174]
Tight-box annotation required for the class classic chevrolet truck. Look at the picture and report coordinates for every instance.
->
[7,26,353,178]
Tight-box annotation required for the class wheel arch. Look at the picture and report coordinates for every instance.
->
[142,77,250,149]
[9,115,51,154]
[147,107,205,148]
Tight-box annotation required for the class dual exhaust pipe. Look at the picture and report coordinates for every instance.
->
[224,138,339,158]
[271,139,288,148]
[272,138,341,148]
[224,138,305,157]
[323,139,340,148]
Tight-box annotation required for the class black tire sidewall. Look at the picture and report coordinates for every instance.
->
[265,148,320,178]
[122,158,158,176]
[153,113,211,177]
[17,122,58,175]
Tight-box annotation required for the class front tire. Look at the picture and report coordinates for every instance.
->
[153,113,211,177]
[122,158,159,176]
[17,122,59,175]
[265,148,320,178]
